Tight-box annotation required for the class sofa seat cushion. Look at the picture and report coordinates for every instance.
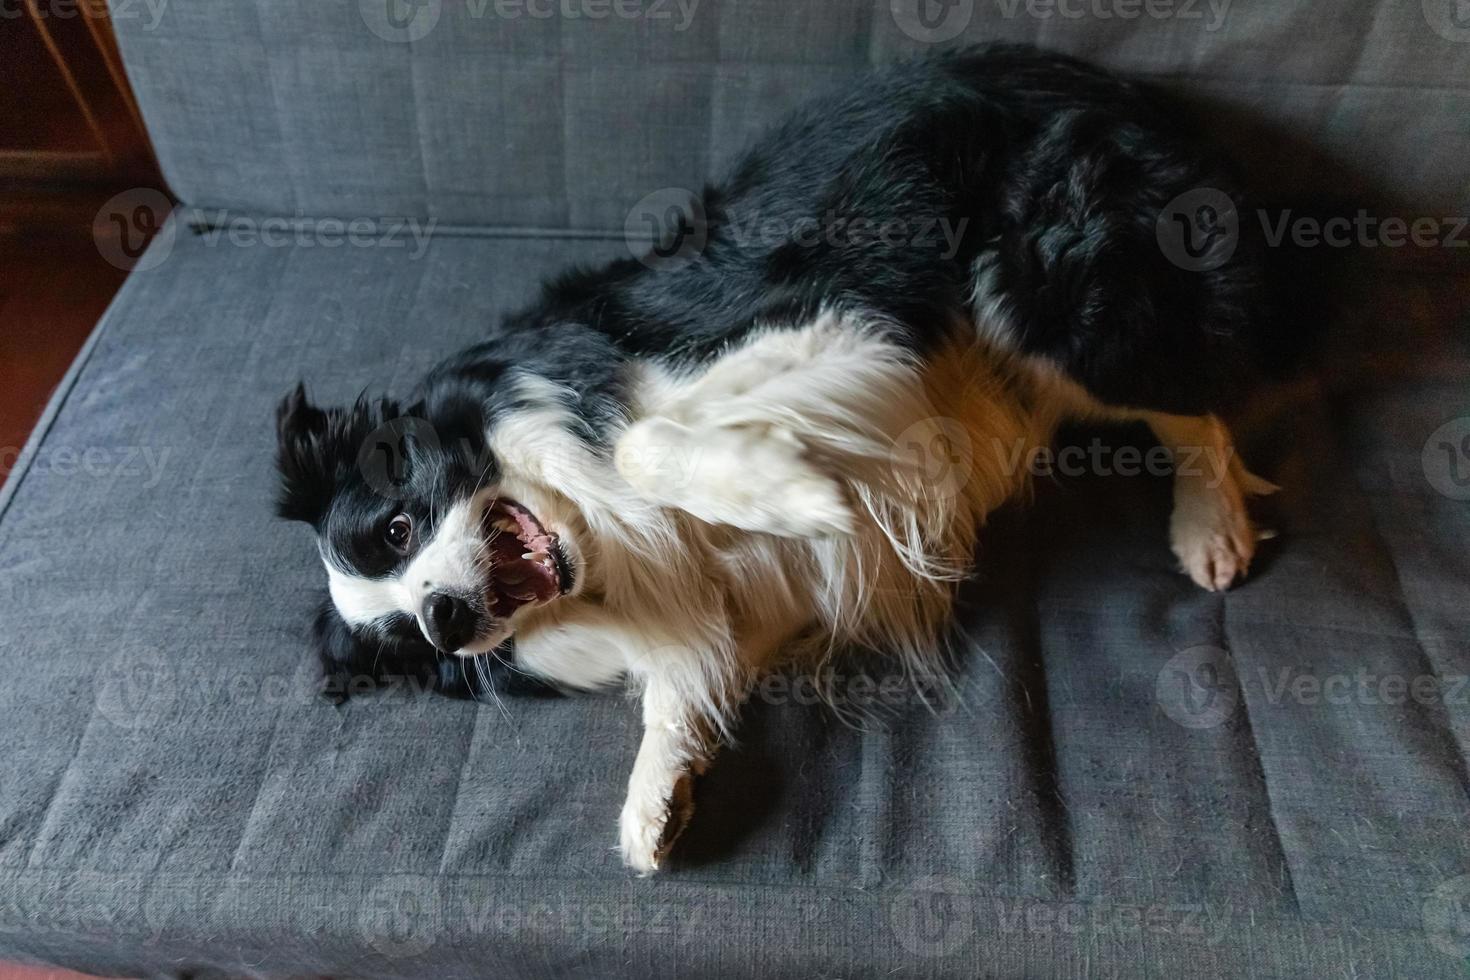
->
[0,229,1466,977]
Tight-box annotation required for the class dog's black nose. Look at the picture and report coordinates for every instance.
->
[422,592,477,652]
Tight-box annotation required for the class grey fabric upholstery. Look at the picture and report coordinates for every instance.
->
[1,1,1468,976]
[110,0,1470,227]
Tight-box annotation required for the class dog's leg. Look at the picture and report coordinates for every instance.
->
[1144,412,1278,591]
[616,417,856,538]
[516,612,742,874]
[615,313,928,538]
[618,676,721,875]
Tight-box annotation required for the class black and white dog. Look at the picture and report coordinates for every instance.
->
[276,45,1281,873]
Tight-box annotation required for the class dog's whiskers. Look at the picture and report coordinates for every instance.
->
[472,654,513,726]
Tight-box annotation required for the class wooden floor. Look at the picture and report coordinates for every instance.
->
[0,201,130,491]
[0,965,117,980]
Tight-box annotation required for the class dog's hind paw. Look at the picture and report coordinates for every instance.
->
[1170,468,1266,592]
[1173,520,1255,592]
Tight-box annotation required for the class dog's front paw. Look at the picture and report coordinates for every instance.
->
[748,434,857,538]
[618,418,855,538]
[618,772,695,875]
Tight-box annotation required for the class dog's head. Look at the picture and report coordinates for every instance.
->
[275,383,580,660]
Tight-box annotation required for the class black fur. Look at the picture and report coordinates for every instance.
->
[481,45,1275,418]
[278,44,1281,699]
[310,592,560,704]
[275,384,404,528]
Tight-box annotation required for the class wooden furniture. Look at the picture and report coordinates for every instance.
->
[0,0,165,482]
[1,0,158,193]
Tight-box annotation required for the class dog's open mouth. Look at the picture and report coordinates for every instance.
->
[481,498,573,619]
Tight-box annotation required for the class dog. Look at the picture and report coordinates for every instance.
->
[275,45,1282,873]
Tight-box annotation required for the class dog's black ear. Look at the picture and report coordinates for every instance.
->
[275,383,337,526]
[275,385,407,526]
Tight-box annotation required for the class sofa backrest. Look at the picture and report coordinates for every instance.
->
[110,0,1470,228]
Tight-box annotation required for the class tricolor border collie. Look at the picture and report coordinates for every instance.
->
[276,45,1281,873]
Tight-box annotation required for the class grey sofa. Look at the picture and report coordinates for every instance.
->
[2,1,1468,976]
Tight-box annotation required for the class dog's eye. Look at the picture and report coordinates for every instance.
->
[384,514,413,552]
